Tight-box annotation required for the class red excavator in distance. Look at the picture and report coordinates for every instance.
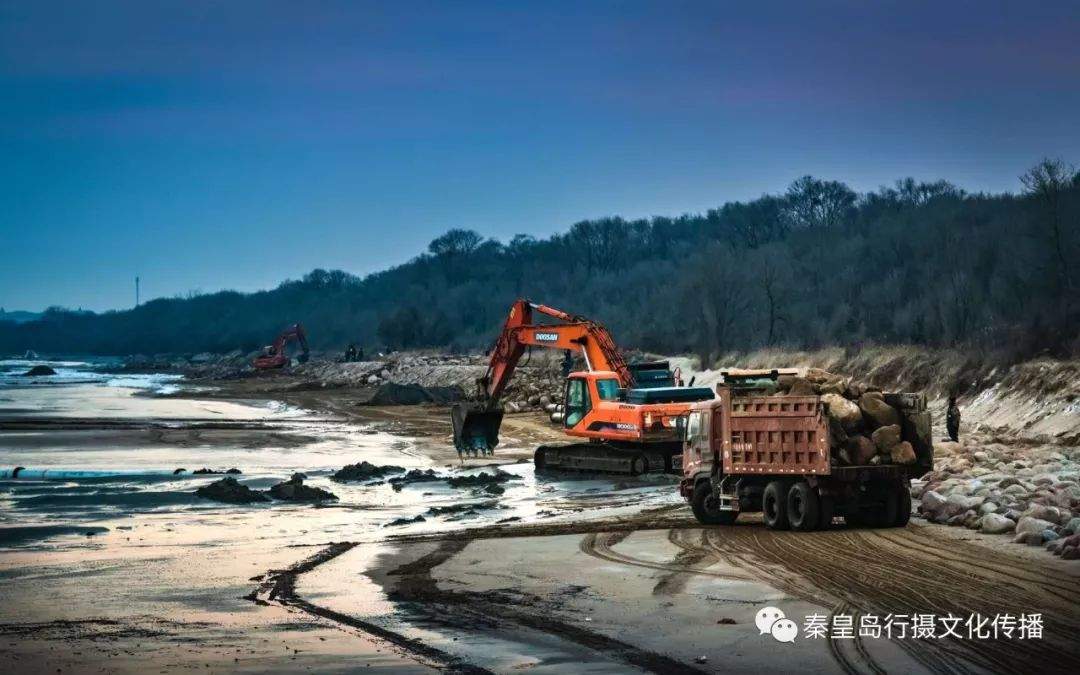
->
[451,299,715,474]
[252,323,310,370]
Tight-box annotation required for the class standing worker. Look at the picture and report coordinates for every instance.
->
[561,349,573,378]
[946,395,961,442]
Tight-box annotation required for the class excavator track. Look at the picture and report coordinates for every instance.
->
[534,442,675,476]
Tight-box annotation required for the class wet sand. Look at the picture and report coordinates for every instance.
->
[4,376,1080,674]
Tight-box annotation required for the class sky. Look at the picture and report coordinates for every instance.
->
[2,1,1079,312]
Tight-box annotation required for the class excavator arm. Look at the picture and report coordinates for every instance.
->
[452,299,633,456]
[477,299,633,404]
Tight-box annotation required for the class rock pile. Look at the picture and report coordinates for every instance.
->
[771,369,930,467]
[268,473,338,502]
[332,461,405,482]
[195,477,269,504]
[914,436,1080,558]
[194,474,338,504]
[296,353,564,413]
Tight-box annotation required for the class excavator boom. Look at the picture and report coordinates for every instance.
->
[477,299,633,404]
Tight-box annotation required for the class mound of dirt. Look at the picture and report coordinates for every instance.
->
[368,383,440,406]
[23,365,56,376]
[445,470,516,488]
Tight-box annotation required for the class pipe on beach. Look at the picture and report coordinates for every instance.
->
[1,467,185,481]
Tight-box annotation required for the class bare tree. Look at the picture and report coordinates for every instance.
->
[1021,158,1076,300]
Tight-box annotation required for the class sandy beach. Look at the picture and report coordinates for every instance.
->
[3,366,1080,674]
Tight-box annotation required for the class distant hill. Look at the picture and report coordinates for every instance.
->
[1,160,1077,365]
[0,310,42,324]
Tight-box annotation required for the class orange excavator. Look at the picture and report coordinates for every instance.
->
[451,299,714,474]
[252,323,310,370]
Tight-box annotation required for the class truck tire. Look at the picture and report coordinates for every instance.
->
[844,503,864,527]
[867,484,898,528]
[762,481,790,530]
[894,482,912,527]
[787,482,819,532]
[691,481,738,526]
[817,495,835,530]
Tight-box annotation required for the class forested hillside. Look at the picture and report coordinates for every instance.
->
[4,160,1078,365]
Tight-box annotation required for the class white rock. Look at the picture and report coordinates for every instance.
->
[920,491,946,514]
[1015,516,1056,536]
[980,513,1015,534]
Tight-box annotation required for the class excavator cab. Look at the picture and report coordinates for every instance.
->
[563,377,591,427]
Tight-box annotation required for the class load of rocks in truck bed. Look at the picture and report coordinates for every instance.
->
[770,368,931,467]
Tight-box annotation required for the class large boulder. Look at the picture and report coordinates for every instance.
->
[859,394,901,429]
[821,393,862,432]
[786,377,816,396]
[332,461,405,482]
[1022,504,1066,525]
[944,493,984,518]
[920,490,947,516]
[890,441,917,465]
[195,477,269,504]
[804,368,834,384]
[871,424,902,453]
[845,435,877,465]
[980,513,1016,534]
[1015,516,1056,536]
[23,365,56,377]
[269,473,338,502]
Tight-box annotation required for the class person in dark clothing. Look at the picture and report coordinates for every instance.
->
[561,350,574,378]
[355,345,364,361]
[344,344,356,362]
[946,395,960,442]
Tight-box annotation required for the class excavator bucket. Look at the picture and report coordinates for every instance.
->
[451,403,503,457]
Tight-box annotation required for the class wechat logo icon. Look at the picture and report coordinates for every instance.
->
[755,606,798,643]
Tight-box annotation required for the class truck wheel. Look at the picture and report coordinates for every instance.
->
[844,505,864,527]
[894,483,912,527]
[865,484,898,528]
[691,481,738,526]
[787,482,819,532]
[817,495,835,530]
[762,481,790,530]
[628,454,647,476]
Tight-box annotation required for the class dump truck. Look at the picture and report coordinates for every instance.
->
[679,375,932,530]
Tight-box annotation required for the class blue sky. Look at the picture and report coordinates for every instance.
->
[3,0,1079,311]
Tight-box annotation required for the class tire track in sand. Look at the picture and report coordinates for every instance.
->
[700,525,1080,674]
